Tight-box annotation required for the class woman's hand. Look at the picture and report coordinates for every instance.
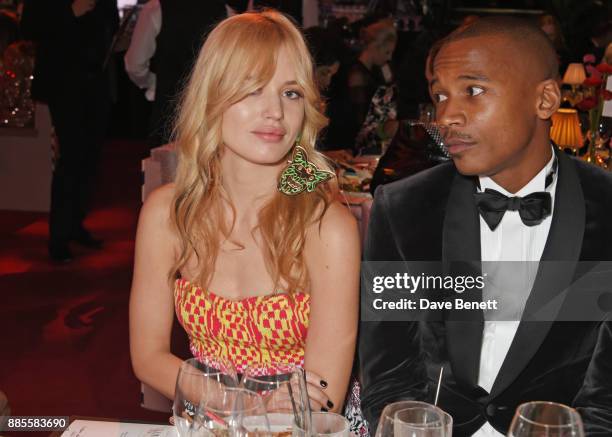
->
[253,370,334,413]
[304,370,335,411]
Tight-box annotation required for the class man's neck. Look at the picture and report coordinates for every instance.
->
[488,146,553,194]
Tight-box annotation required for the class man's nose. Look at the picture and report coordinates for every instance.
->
[436,98,466,128]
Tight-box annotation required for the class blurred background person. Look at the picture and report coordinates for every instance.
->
[303,25,348,154]
[124,0,159,104]
[303,26,340,93]
[21,0,119,262]
[325,18,396,153]
[538,13,569,73]
[137,0,248,148]
[588,21,612,64]
[603,41,612,64]
[0,10,19,57]
[354,82,398,156]
[394,12,443,121]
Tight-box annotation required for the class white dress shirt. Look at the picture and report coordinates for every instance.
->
[124,0,161,102]
[125,1,239,101]
[473,150,557,436]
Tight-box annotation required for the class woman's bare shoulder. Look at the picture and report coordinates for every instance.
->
[304,201,361,297]
[322,201,358,229]
[307,201,360,250]
[141,183,175,217]
[138,183,176,233]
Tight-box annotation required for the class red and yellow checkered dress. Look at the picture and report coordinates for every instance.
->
[174,278,309,375]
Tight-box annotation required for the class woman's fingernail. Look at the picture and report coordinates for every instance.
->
[327,400,334,409]
[320,380,328,388]
[321,407,328,412]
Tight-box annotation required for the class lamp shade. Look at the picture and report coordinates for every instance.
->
[550,108,583,149]
[562,63,586,85]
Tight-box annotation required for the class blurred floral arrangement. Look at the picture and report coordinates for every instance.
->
[0,41,36,129]
[574,54,612,165]
[323,150,375,195]
[337,165,372,194]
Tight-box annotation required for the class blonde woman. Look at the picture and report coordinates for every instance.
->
[129,9,360,421]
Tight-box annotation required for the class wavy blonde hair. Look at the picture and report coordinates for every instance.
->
[170,10,335,295]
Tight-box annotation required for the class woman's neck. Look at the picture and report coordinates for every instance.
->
[219,152,282,215]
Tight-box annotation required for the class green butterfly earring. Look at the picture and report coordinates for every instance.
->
[278,144,334,196]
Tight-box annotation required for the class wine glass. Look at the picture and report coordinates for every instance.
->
[375,401,452,437]
[293,412,350,437]
[198,387,271,437]
[507,401,585,437]
[241,365,312,434]
[173,357,238,437]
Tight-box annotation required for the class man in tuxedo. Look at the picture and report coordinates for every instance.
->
[359,17,612,436]
[147,0,248,148]
[21,0,119,262]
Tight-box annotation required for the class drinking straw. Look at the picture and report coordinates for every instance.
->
[434,367,444,406]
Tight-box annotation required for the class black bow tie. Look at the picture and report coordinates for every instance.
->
[474,189,552,231]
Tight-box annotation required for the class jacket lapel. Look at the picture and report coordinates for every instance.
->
[443,172,484,388]
[489,150,585,398]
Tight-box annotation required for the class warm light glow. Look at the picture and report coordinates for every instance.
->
[562,63,586,85]
[550,108,583,149]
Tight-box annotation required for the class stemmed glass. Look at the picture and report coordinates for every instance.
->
[198,387,271,437]
[375,401,452,437]
[173,357,238,437]
[293,412,350,437]
[241,365,312,435]
[407,120,450,161]
[507,401,585,437]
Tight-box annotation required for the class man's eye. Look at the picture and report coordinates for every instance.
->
[468,86,484,96]
[433,93,447,103]
[284,89,303,100]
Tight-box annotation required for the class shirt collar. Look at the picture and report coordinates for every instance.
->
[478,146,556,197]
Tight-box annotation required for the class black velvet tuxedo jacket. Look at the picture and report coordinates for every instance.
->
[359,150,612,436]
[21,0,119,102]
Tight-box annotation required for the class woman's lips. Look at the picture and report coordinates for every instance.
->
[253,133,283,142]
[252,129,285,143]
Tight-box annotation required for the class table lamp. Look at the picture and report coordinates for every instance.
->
[550,108,583,153]
[563,63,587,86]
[562,63,587,106]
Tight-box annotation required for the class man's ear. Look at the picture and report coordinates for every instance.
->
[536,79,561,120]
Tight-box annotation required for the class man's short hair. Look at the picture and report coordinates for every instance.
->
[428,16,560,81]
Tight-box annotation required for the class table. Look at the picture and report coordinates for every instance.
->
[48,416,173,437]
[0,103,53,211]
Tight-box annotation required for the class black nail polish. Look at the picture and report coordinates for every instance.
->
[327,400,334,409]
[321,407,328,412]
[320,380,328,388]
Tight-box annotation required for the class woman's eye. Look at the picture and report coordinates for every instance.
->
[284,89,303,100]
[249,88,262,96]
[468,86,484,96]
